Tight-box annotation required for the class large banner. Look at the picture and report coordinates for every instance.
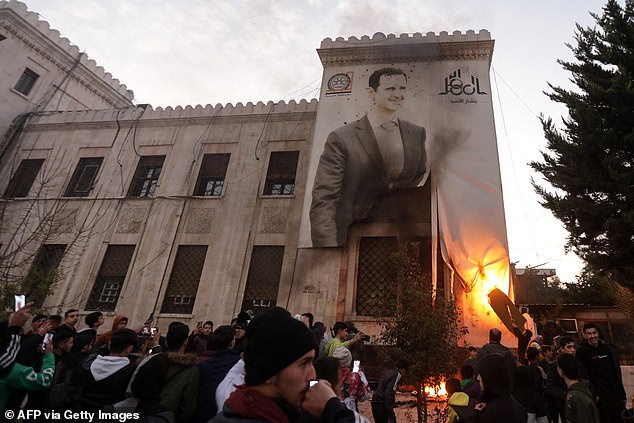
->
[299,58,511,294]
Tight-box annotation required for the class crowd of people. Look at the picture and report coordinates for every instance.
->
[0,304,376,423]
[0,303,630,423]
[443,326,628,423]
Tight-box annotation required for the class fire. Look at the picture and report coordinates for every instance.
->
[424,381,447,399]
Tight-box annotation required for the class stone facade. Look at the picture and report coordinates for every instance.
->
[0,101,317,329]
[0,0,134,159]
[0,1,505,347]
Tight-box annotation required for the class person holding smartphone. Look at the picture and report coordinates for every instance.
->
[189,320,214,356]
[0,302,32,379]
[0,331,55,412]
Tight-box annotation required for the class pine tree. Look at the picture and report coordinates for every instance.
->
[531,0,634,289]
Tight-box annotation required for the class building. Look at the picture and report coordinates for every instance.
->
[0,0,134,160]
[1,1,512,348]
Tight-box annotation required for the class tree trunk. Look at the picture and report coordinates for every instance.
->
[416,383,427,423]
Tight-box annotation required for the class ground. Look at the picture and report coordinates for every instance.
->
[357,392,449,423]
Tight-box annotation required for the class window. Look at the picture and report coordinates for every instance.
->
[263,151,299,195]
[355,237,432,317]
[14,68,39,96]
[193,153,230,196]
[4,159,44,198]
[24,244,66,306]
[85,245,135,311]
[127,155,165,197]
[64,157,103,197]
[241,246,284,314]
[161,245,207,314]
[356,237,398,317]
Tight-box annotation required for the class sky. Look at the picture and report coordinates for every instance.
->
[19,0,612,282]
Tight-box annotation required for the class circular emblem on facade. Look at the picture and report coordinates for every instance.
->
[328,73,351,91]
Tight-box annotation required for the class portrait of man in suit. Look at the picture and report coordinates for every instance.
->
[310,67,428,247]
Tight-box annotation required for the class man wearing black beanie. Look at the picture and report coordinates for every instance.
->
[211,307,365,423]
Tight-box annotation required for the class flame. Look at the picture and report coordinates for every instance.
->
[424,381,447,398]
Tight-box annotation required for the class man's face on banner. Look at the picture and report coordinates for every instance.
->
[369,74,407,114]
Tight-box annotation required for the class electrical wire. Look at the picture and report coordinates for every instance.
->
[492,65,541,262]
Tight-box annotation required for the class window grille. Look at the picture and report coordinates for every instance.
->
[355,237,432,317]
[356,237,398,317]
[160,245,207,314]
[24,244,66,304]
[194,153,230,196]
[98,282,120,304]
[127,156,165,197]
[4,159,44,198]
[14,68,39,96]
[64,157,103,197]
[86,245,135,311]
[263,151,299,195]
[241,246,284,314]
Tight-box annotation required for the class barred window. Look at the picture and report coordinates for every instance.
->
[356,237,398,317]
[14,68,39,96]
[241,246,284,314]
[4,159,44,198]
[64,157,103,197]
[98,282,120,304]
[127,155,165,197]
[24,244,66,305]
[85,245,135,311]
[161,245,207,314]
[194,153,230,196]
[355,237,432,317]
[263,151,299,195]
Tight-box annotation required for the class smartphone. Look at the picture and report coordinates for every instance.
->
[197,321,203,329]
[40,332,53,352]
[150,327,158,336]
[14,294,25,312]
[141,326,151,336]
[353,360,360,373]
[309,380,319,387]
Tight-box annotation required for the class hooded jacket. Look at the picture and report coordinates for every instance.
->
[448,392,477,423]
[471,353,527,423]
[161,351,199,423]
[565,380,600,423]
[79,351,135,410]
[94,315,127,349]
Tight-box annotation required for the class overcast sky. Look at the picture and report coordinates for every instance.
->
[20,0,611,282]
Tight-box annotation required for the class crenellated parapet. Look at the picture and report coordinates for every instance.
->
[318,30,494,66]
[28,99,319,128]
[0,0,134,106]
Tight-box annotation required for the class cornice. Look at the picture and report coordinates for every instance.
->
[24,100,319,132]
[318,30,494,66]
[0,0,134,106]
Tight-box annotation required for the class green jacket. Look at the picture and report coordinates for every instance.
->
[0,352,55,411]
[324,337,351,357]
[161,352,199,423]
[566,380,600,423]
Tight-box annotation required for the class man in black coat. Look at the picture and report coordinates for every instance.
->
[576,323,626,423]
[195,325,240,422]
